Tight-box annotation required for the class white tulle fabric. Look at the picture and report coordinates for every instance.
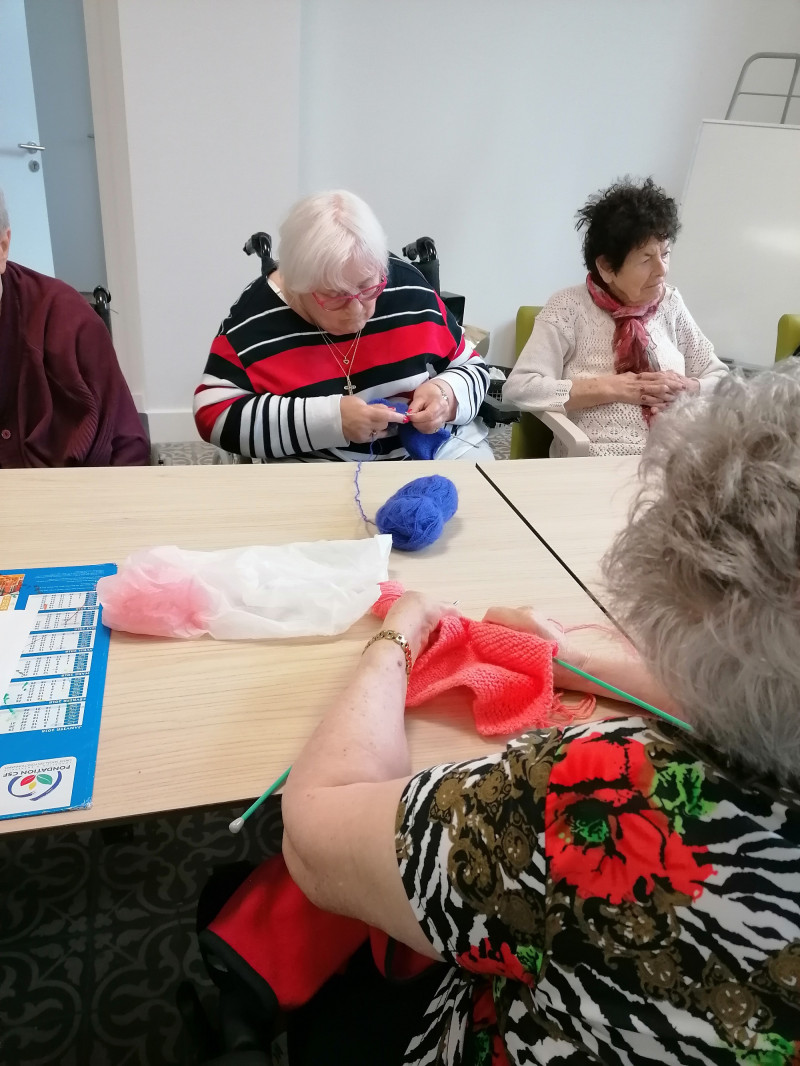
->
[96,536,392,639]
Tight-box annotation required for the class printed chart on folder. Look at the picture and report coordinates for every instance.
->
[0,564,115,822]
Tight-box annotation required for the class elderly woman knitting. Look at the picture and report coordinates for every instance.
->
[282,363,800,1064]
[503,177,728,456]
[194,190,491,461]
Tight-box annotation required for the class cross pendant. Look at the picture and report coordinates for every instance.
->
[345,383,355,394]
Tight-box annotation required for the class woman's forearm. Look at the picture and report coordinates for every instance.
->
[563,376,616,410]
[562,647,683,719]
[286,594,448,799]
[284,641,411,798]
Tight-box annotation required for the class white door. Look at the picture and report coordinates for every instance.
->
[0,0,54,275]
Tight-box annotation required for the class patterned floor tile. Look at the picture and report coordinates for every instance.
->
[0,800,282,1065]
[0,945,85,1064]
[88,918,199,1065]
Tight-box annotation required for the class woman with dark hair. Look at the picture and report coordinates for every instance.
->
[503,177,727,456]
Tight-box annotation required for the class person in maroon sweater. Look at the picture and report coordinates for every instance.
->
[0,191,148,467]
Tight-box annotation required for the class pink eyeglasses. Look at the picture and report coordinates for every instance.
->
[312,275,388,311]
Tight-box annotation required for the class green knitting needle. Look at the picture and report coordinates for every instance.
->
[229,766,291,834]
[229,664,689,836]
[555,658,692,732]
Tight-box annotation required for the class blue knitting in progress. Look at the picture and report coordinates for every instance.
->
[375,475,459,551]
[368,399,450,460]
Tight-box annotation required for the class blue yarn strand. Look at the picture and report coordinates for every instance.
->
[351,402,459,549]
[353,462,374,528]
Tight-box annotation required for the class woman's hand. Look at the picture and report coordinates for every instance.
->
[567,372,688,412]
[643,370,698,412]
[407,379,456,434]
[644,372,701,414]
[382,591,458,660]
[483,606,681,717]
[340,397,406,444]
[482,607,592,689]
[610,371,687,407]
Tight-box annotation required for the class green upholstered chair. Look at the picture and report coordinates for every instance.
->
[776,314,800,361]
[508,306,591,459]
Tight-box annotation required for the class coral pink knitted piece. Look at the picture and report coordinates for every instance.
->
[373,583,562,736]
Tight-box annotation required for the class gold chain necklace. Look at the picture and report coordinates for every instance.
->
[318,329,363,395]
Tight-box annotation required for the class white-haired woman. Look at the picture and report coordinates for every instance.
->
[194,190,491,461]
[281,363,800,1063]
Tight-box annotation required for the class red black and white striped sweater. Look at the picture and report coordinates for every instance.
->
[193,256,490,461]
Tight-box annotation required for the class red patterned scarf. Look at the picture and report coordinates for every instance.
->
[585,273,661,375]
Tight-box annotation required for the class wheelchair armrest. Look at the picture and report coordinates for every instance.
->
[479,394,521,428]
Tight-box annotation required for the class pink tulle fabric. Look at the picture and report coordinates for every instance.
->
[97,562,214,639]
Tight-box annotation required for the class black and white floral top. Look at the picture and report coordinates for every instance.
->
[396,716,800,1065]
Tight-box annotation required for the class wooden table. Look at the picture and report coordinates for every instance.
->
[477,457,640,612]
[2,462,612,835]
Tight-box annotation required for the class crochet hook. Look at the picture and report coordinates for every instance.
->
[229,766,291,834]
[554,658,692,732]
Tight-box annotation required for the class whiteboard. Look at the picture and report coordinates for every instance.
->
[669,120,800,368]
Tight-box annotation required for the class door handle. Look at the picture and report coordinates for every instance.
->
[18,142,45,153]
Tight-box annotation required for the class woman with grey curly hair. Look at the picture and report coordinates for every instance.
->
[601,361,800,782]
[281,363,800,1064]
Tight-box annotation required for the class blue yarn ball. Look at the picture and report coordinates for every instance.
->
[375,475,459,551]
[394,475,458,520]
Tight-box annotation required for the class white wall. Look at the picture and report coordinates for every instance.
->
[86,0,301,437]
[669,121,800,366]
[299,0,800,368]
[85,0,800,439]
